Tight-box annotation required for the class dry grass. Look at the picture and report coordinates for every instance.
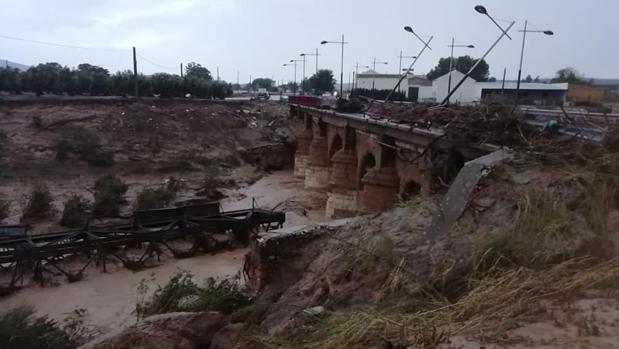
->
[276,257,619,349]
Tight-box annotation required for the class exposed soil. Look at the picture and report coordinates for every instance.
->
[0,99,297,230]
[241,154,619,348]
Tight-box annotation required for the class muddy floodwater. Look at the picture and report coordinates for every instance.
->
[0,170,324,336]
[222,170,325,227]
[0,250,246,335]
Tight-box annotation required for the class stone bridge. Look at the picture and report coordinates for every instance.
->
[290,104,491,219]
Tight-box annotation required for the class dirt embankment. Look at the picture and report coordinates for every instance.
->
[0,100,296,229]
[239,150,619,348]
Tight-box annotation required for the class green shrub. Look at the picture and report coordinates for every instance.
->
[21,183,54,221]
[59,195,91,228]
[137,271,251,317]
[55,127,114,167]
[135,184,178,210]
[92,174,128,217]
[195,277,253,314]
[0,306,75,349]
[0,199,9,222]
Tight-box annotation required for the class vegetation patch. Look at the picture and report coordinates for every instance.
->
[0,306,75,349]
[92,174,128,217]
[137,271,251,318]
[135,179,182,210]
[21,183,54,222]
[55,126,114,167]
[59,194,92,228]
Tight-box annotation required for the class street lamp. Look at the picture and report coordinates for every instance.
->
[354,63,369,90]
[384,26,433,102]
[291,58,304,94]
[283,62,297,95]
[371,57,388,90]
[447,38,475,104]
[474,5,512,39]
[440,5,515,105]
[515,21,554,104]
[397,51,416,74]
[321,34,348,97]
[301,49,320,75]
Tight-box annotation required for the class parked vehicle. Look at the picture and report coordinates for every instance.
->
[256,88,270,100]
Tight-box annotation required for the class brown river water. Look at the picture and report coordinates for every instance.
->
[0,170,324,336]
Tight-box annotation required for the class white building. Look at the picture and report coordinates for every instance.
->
[406,70,568,106]
[355,70,413,97]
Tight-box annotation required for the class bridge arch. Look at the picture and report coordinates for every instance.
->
[358,152,376,189]
[400,180,421,201]
[329,134,343,162]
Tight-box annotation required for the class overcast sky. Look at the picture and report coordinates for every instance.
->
[1,0,617,84]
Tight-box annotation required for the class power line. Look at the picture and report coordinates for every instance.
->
[0,33,127,52]
[136,53,177,71]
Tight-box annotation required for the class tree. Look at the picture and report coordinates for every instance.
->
[151,73,183,97]
[488,77,497,82]
[426,56,490,82]
[76,63,109,95]
[308,69,335,95]
[524,75,533,83]
[24,63,65,95]
[0,68,23,93]
[185,62,212,81]
[551,67,584,83]
[534,76,541,83]
[250,78,275,91]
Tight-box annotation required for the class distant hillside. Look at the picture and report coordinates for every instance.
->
[1,59,29,71]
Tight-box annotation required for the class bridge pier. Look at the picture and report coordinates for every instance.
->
[361,166,400,212]
[293,112,313,178]
[304,121,330,191]
[294,130,312,178]
[326,148,359,218]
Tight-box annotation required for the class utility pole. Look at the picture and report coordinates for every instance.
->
[132,47,138,97]
[371,57,388,90]
[237,71,239,85]
[315,48,319,73]
[217,66,220,81]
[180,63,183,77]
[354,62,369,90]
[501,67,506,94]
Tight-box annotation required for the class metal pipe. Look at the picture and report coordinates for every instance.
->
[516,20,528,104]
[384,36,434,102]
[447,37,454,103]
[440,21,515,105]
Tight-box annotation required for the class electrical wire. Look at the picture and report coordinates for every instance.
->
[0,33,127,52]
[136,53,177,71]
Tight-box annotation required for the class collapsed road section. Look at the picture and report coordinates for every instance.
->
[0,202,285,294]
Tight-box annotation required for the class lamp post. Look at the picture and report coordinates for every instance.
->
[447,38,475,104]
[354,63,370,89]
[291,58,305,94]
[301,49,320,75]
[398,52,416,93]
[321,34,348,97]
[283,62,297,95]
[384,26,433,102]
[371,57,388,90]
[397,51,416,74]
[440,5,514,105]
[515,20,553,104]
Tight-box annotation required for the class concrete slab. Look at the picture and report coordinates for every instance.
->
[427,149,514,239]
